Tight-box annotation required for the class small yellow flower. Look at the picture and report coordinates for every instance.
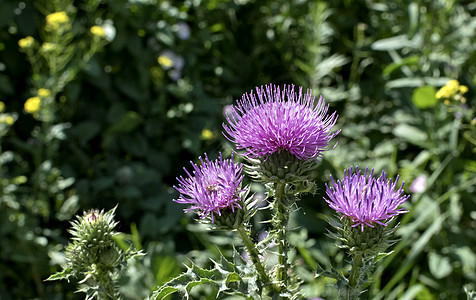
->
[436,86,451,99]
[24,97,41,114]
[90,25,106,37]
[0,115,14,125]
[459,85,468,94]
[38,88,51,98]
[158,55,173,68]
[41,42,56,52]
[18,36,35,49]
[46,11,69,31]
[0,101,4,112]
[446,79,459,93]
[200,129,214,140]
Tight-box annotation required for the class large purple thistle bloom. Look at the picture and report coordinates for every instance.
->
[173,153,245,222]
[325,167,410,231]
[223,84,339,161]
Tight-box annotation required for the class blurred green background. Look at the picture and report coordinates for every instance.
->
[0,0,475,299]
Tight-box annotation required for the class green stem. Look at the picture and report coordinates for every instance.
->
[349,252,362,288]
[345,252,363,300]
[95,267,118,300]
[274,181,289,297]
[236,225,280,295]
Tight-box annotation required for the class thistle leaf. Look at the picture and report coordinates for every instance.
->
[46,267,74,282]
[152,286,178,299]
[151,253,260,299]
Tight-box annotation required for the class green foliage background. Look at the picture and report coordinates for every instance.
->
[0,0,475,299]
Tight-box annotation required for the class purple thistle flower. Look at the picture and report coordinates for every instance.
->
[173,153,245,222]
[325,167,409,231]
[223,84,339,161]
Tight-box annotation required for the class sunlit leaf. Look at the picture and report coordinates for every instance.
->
[412,85,438,109]
[428,252,453,279]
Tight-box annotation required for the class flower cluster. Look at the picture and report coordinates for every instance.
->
[90,25,106,37]
[18,36,35,49]
[436,79,468,105]
[0,101,15,126]
[223,84,339,161]
[325,166,409,231]
[170,83,410,299]
[24,97,41,114]
[174,153,246,223]
[41,42,56,52]
[38,88,51,98]
[45,11,70,31]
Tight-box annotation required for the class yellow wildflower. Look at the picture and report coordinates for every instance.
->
[436,86,451,99]
[0,101,4,112]
[158,55,173,68]
[24,97,41,114]
[46,11,69,31]
[0,115,14,125]
[18,36,35,49]
[446,80,460,93]
[90,25,106,37]
[436,79,470,105]
[41,42,56,52]
[38,88,51,98]
[200,129,214,140]
[5,116,14,125]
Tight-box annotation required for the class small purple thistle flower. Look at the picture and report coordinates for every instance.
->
[173,153,245,222]
[223,84,340,161]
[325,167,409,231]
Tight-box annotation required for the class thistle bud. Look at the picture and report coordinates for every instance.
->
[64,207,119,271]
[328,216,398,258]
[244,151,318,191]
[48,206,144,299]
[97,245,121,267]
[211,189,260,230]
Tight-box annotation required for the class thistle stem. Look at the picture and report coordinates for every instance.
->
[274,181,289,297]
[95,266,118,300]
[345,252,363,300]
[236,225,280,295]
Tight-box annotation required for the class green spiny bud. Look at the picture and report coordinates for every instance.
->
[245,152,318,190]
[66,206,120,270]
[49,205,145,300]
[328,216,398,258]
[97,244,121,268]
[208,188,260,230]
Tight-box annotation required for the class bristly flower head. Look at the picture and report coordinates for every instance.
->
[174,152,246,223]
[223,84,340,161]
[325,167,409,231]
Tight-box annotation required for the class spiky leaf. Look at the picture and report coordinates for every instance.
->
[151,253,260,299]
[46,267,75,282]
